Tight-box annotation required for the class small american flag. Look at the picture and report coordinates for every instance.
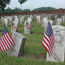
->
[11,23,16,32]
[42,22,55,56]
[25,22,31,29]
[36,18,40,22]
[0,24,14,51]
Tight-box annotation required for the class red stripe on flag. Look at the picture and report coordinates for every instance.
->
[43,39,49,48]
[42,42,49,53]
[44,35,50,44]
[49,34,55,55]
[4,34,11,48]
[3,34,10,48]
[1,36,7,51]
[1,39,6,51]
[2,35,9,50]
[6,33,13,46]
[8,32,14,42]
[5,34,11,48]
[0,39,5,51]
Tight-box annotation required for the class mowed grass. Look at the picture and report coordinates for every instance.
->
[0,19,65,65]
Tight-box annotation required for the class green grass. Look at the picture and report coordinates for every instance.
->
[0,19,65,65]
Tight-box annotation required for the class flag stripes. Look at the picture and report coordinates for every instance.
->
[0,32,14,51]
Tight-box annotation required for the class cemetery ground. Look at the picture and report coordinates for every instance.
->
[0,19,65,65]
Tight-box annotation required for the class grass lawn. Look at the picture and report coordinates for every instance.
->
[0,19,65,65]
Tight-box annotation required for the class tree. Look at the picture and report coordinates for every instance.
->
[0,0,11,13]
[18,0,27,10]
[0,0,10,8]
[18,0,27,4]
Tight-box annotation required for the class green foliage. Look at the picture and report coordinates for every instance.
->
[3,0,10,4]
[18,0,27,4]
[0,7,30,13]
[0,0,11,8]
[22,9,30,12]
[32,7,56,11]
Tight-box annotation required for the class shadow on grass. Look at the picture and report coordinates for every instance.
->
[31,32,44,34]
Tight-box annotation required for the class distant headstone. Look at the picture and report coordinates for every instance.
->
[7,32,26,57]
[30,15,33,20]
[46,25,65,62]
[49,20,54,26]
[27,17,32,26]
[48,14,51,20]
[24,20,31,34]
[56,18,62,25]
[7,16,12,24]
[13,16,19,29]
[11,22,16,33]
[19,16,23,24]
[36,15,40,23]
[62,15,65,22]
[42,17,48,27]
[4,17,8,27]
[1,17,8,26]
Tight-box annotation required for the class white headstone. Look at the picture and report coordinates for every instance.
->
[7,32,26,57]
[42,17,48,27]
[56,18,62,25]
[62,15,65,22]
[27,17,32,26]
[49,20,54,26]
[19,16,23,24]
[36,15,40,23]
[4,17,8,27]
[14,16,19,29]
[11,22,16,33]
[7,16,12,24]
[46,25,65,62]
[24,20,31,34]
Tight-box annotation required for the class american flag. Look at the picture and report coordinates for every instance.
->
[0,24,14,51]
[11,23,16,32]
[42,22,55,56]
[25,22,31,29]
[36,18,40,22]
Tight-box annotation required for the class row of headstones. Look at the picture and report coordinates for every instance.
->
[1,14,65,35]
[1,15,27,57]
[1,14,65,29]
[36,14,65,26]
[1,14,65,63]
[19,14,65,34]
[1,15,25,27]
[0,15,34,57]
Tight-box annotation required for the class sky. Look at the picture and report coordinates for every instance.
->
[5,0,65,11]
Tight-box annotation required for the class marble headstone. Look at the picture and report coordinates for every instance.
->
[46,25,65,62]
[7,16,12,24]
[36,15,40,23]
[7,32,26,57]
[14,16,19,29]
[4,17,8,27]
[56,18,62,25]
[49,20,53,26]
[19,16,23,24]
[11,22,16,33]
[27,17,32,26]
[62,15,65,22]
[24,20,31,34]
[42,17,48,27]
